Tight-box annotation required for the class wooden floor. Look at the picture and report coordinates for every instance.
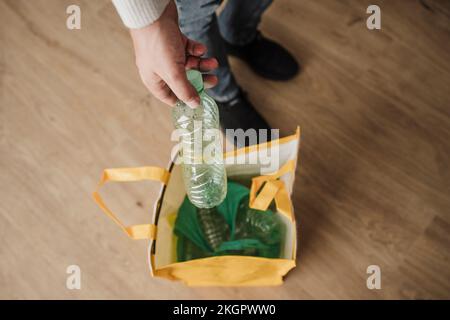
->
[1,0,449,299]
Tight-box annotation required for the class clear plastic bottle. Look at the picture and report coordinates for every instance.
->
[197,207,229,251]
[172,70,227,208]
[234,195,284,258]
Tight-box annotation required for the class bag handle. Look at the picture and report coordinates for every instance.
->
[249,160,296,220]
[92,166,170,240]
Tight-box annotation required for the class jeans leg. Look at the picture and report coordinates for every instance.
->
[218,0,273,46]
[176,0,240,102]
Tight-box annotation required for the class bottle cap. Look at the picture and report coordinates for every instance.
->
[187,70,204,93]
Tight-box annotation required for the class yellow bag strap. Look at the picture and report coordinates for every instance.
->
[249,160,296,220]
[92,166,170,240]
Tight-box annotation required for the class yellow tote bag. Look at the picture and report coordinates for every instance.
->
[93,127,301,286]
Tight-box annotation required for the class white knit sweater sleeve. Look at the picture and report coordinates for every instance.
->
[112,0,170,29]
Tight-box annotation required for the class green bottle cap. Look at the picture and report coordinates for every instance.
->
[187,70,204,93]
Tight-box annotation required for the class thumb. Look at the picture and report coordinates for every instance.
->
[164,65,200,108]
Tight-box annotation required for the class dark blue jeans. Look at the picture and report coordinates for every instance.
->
[176,0,273,102]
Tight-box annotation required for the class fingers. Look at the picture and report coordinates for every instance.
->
[148,73,218,106]
[185,56,218,72]
[203,74,218,89]
[186,39,207,57]
[139,36,217,107]
[163,64,200,108]
[185,55,218,89]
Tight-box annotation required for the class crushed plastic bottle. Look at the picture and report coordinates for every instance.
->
[234,196,284,258]
[197,207,229,251]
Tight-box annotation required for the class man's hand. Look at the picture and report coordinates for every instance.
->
[130,0,218,108]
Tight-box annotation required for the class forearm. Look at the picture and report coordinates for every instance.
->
[112,0,170,29]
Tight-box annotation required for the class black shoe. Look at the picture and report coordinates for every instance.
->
[224,31,300,81]
[217,90,272,148]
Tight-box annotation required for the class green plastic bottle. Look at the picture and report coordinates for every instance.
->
[172,70,227,209]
